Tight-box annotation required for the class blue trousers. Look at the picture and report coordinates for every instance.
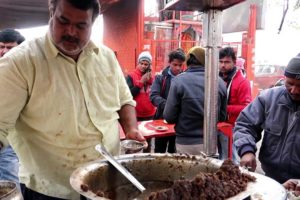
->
[0,145,20,189]
[217,131,240,164]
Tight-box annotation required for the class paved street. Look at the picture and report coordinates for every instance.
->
[255,134,264,174]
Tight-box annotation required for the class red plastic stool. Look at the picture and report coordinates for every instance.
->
[217,122,233,159]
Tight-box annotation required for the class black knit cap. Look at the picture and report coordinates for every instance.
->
[285,56,300,80]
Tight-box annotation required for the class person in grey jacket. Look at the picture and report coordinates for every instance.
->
[234,55,300,184]
[150,49,186,153]
[163,46,227,155]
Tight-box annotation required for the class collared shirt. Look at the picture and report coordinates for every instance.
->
[167,68,176,79]
[0,32,135,199]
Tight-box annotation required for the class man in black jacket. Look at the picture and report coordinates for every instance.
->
[163,46,227,155]
[150,49,186,153]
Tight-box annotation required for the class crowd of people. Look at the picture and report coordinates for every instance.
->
[0,0,299,199]
[0,0,145,199]
[163,46,227,155]
[127,45,300,196]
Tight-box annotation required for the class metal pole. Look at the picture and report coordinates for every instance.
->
[137,0,145,54]
[179,11,182,48]
[202,9,223,156]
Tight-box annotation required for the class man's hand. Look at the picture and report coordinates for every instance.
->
[240,152,256,172]
[125,128,148,149]
[140,72,151,84]
[283,179,300,196]
[118,104,148,149]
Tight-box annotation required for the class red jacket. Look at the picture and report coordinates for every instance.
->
[128,69,156,118]
[226,69,252,125]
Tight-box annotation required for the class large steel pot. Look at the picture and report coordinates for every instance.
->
[0,181,23,200]
[70,154,287,200]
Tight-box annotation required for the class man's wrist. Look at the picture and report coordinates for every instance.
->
[241,150,255,157]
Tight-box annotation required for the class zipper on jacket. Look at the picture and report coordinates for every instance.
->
[279,106,300,165]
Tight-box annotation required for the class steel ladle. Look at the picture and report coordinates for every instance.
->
[95,144,146,192]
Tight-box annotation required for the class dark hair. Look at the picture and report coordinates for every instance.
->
[0,28,25,44]
[49,0,100,22]
[176,48,185,54]
[186,54,202,66]
[168,49,186,63]
[219,47,236,62]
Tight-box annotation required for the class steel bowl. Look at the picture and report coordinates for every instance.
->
[120,140,145,154]
[70,154,287,200]
[0,180,23,200]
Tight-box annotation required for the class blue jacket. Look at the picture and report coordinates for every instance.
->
[150,67,173,119]
[163,66,227,145]
[234,86,300,183]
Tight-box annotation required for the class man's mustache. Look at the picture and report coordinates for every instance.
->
[62,35,79,44]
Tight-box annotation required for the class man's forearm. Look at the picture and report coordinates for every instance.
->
[118,104,138,134]
[118,104,146,142]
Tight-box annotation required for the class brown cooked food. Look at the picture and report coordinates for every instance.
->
[146,159,256,200]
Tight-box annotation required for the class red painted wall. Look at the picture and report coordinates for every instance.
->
[102,0,139,75]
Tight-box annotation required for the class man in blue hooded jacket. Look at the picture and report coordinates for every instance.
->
[234,55,300,183]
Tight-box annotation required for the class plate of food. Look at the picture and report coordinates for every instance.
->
[155,125,168,132]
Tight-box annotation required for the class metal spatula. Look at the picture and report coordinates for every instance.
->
[95,144,146,192]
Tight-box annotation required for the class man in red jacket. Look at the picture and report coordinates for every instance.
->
[218,47,252,161]
[126,51,156,152]
[126,51,156,121]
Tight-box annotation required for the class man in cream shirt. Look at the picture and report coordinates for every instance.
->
[0,0,146,199]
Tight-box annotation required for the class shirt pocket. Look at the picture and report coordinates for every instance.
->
[260,121,283,158]
[89,75,119,105]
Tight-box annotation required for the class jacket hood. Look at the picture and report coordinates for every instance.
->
[162,66,170,76]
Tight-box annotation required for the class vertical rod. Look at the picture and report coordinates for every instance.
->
[202,9,223,156]
[246,4,258,98]
[178,11,182,48]
[138,0,145,54]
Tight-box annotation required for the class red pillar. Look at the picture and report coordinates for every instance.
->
[242,4,259,98]
[102,0,139,74]
[138,0,145,54]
